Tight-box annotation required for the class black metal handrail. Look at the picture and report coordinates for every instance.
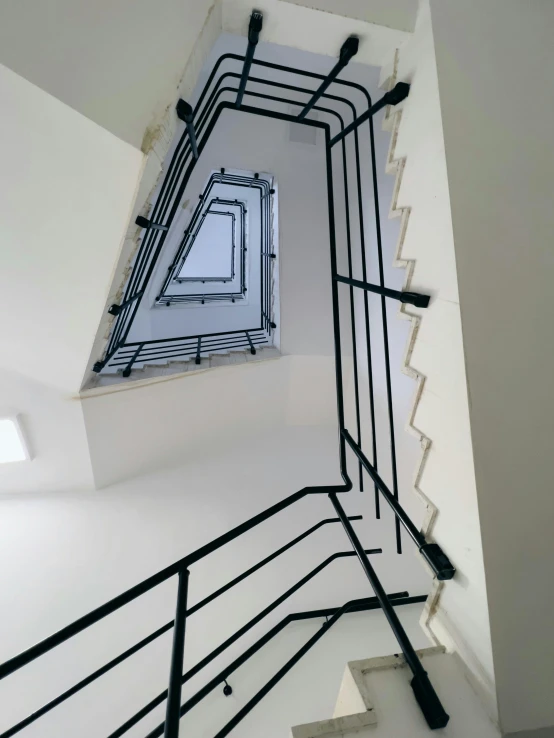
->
[174,209,236,284]
[96,169,274,375]
[160,185,247,298]
[146,593,425,738]
[170,592,424,727]
[107,547,382,738]
[0,515,368,738]
[3,12,458,737]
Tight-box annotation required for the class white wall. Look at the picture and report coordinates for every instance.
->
[0,63,144,393]
[0,425,429,738]
[282,0,418,33]
[0,0,215,148]
[376,0,498,716]
[223,0,409,67]
[0,369,94,494]
[82,356,341,488]
[429,1,554,734]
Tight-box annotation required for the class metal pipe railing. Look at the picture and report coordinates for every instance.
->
[107,290,145,317]
[297,36,359,120]
[330,493,450,729]
[163,569,189,738]
[5,26,458,737]
[335,273,431,307]
[329,81,410,146]
[342,430,455,580]
[0,517,361,738]
[176,99,199,159]
[235,10,263,109]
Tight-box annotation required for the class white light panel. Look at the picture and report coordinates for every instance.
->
[0,416,30,464]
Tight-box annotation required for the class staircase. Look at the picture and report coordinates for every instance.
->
[0,8,462,736]
[88,345,280,389]
[88,164,278,383]
[292,647,500,738]
[4,1,534,737]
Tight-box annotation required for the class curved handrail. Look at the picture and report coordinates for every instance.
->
[0,516,361,738]
[101,50,372,365]
[0,484,349,682]
[147,593,426,738]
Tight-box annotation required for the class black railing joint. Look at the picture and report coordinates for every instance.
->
[329,82,410,147]
[246,331,256,355]
[176,99,193,123]
[298,35,359,120]
[122,343,144,377]
[176,98,199,159]
[4,36,451,738]
[236,10,263,108]
[411,672,450,729]
[248,9,263,43]
[335,273,430,307]
[419,543,455,581]
[384,81,410,107]
[401,291,431,308]
[163,568,189,738]
[339,36,360,63]
[135,215,169,232]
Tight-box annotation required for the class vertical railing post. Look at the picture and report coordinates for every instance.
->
[135,216,169,232]
[324,130,348,478]
[235,11,263,109]
[122,343,144,378]
[108,289,146,316]
[176,99,199,160]
[164,568,190,738]
[246,331,256,355]
[297,36,359,121]
[196,337,202,365]
[328,82,410,147]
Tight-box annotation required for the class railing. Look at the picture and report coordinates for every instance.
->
[96,168,275,375]
[172,207,237,286]
[0,484,437,738]
[113,328,269,376]
[2,10,457,736]
[157,176,250,302]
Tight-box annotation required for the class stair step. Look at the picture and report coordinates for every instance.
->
[291,647,500,738]
[90,346,280,388]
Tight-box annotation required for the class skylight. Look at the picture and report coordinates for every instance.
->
[0,416,30,464]
[177,210,234,282]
